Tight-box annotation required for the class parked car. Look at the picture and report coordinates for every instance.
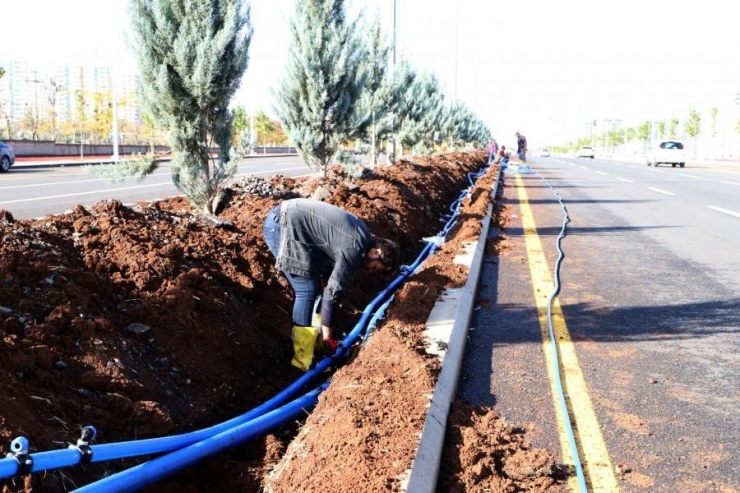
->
[0,141,15,172]
[646,140,685,167]
[576,146,595,158]
[539,148,551,157]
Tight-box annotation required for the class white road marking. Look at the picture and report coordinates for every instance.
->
[0,182,172,205]
[707,205,740,218]
[579,166,589,170]
[595,171,608,176]
[679,173,698,178]
[616,177,634,183]
[719,180,740,186]
[627,165,638,169]
[0,177,114,190]
[646,186,675,196]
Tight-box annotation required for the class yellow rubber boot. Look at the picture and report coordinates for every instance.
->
[291,325,319,371]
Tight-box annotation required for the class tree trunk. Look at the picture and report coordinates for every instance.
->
[370,116,376,168]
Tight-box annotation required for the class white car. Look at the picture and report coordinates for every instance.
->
[576,146,594,158]
[646,141,685,168]
[539,148,550,157]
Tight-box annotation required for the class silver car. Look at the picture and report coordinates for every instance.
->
[0,141,15,172]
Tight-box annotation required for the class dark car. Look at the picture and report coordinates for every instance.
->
[0,141,15,172]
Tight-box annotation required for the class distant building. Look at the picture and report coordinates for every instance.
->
[1,58,143,136]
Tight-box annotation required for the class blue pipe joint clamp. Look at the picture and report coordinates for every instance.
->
[6,436,33,475]
[69,426,97,465]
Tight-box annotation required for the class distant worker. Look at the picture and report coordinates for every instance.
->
[263,198,399,371]
[488,139,498,158]
[516,132,528,163]
[494,145,509,167]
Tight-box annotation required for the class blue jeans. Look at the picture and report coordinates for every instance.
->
[264,208,321,326]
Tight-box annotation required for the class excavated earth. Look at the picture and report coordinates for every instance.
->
[0,150,565,492]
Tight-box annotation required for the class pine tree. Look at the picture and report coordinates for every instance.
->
[128,0,253,214]
[442,101,490,150]
[276,0,368,176]
[397,71,445,156]
[357,18,392,167]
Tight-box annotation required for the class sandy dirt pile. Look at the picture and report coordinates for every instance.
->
[0,151,563,492]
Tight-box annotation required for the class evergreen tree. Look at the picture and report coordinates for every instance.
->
[357,17,391,166]
[396,71,445,156]
[127,0,253,214]
[381,60,416,163]
[276,0,368,176]
[442,101,477,150]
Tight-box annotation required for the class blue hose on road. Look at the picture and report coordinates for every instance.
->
[535,168,588,492]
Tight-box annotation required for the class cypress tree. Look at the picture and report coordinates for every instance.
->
[129,0,253,214]
[397,71,445,156]
[276,0,367,176]
[442,101,489,150]
[357,18,391,167]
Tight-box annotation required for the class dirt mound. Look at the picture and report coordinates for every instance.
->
[0,151,563,492]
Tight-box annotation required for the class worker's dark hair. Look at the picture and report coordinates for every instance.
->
[374,238,400,273]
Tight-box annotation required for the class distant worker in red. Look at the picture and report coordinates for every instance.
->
[494,145,509,167]
[263,198,399,370]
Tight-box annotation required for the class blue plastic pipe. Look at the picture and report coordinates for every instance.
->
[73,382,330,492]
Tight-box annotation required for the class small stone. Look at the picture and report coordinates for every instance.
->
[125,323,151,335]
[55,361,68,370]
[78,388,94,398]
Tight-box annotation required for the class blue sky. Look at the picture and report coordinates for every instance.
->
[3,0,739,147]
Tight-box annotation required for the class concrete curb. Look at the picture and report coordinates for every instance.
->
[404,165,502,492]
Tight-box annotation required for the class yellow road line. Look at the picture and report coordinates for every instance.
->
[515,174,620,492]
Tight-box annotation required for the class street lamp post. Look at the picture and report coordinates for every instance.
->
[388,0,397,164]
[111,66,119,162]
[735,92,739,163]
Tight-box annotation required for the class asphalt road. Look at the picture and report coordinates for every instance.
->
[0,155,309,219]
[460,156,740,491]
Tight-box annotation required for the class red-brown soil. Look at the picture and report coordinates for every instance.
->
[0,151,564,492]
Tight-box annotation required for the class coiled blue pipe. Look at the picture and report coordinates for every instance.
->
[1,158,494,488]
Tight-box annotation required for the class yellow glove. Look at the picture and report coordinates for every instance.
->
[312,313,324,352]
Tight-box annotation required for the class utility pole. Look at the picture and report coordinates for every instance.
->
[735,92,739,163]
[388,0,397,164]
[454,0,460,101]
[250,108,255,155]
[111,67,119,161]
[25,71,45,141]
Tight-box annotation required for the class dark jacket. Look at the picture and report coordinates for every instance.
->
[276,199,375,327]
